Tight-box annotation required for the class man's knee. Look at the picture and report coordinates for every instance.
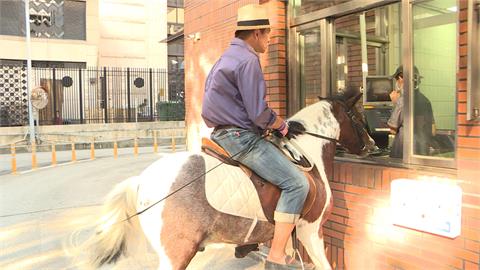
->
[294,175,309,199]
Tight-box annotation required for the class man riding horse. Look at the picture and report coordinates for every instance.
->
[201,4,307,269]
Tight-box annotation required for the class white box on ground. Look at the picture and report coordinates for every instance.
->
[391,178,462,238]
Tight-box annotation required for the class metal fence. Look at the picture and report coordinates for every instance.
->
[0,66,185,127]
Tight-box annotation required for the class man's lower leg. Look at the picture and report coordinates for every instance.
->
[267,222,296,264]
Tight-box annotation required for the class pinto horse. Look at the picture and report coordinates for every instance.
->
[81,89,373,270]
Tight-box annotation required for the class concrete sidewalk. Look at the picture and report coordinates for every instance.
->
[0,153,264,270]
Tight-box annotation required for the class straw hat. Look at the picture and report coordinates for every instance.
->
[236,4,270,31]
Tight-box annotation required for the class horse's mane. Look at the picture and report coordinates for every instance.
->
[325,87,360,103]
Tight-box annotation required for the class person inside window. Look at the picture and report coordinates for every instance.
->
[387,65,436,158]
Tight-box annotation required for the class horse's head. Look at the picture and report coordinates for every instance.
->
[322,89,375,156]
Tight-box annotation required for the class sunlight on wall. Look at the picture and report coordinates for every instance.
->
[345,202,407,270]
[186,52,215,151]
[344,175,462,269]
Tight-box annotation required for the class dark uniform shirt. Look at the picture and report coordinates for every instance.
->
[387,89,435,158]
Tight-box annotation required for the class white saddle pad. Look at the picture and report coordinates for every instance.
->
[203,154,268,222]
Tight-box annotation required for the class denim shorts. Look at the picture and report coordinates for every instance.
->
[211,127,309,224]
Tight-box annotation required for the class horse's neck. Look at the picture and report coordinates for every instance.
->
[289,101,340,174]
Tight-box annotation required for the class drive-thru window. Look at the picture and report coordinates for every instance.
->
[289,0,459,167]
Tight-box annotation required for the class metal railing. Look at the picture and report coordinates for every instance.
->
[0,129,186,175]
[0,66,185,127]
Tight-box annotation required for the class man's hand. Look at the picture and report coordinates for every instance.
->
[285,121,306,139]
[273,120,306,139]
[390,90,401,104]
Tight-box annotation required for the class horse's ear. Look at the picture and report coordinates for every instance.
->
[346,92,363,108]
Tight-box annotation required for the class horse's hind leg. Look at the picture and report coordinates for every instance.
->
[139,201,205,270]
[159,231,203,270]
[297,219,332,270]
[144,221,204,270]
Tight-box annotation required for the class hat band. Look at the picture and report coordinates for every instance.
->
[237,19,270,27]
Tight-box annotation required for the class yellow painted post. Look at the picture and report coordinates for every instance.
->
[31,141,37,170]
[153,130,158,153]
[51,143,57,166]
[171,134,176,152]
[113,141,118,159]
[11,144,17,175]
[134,137,138,157]
[90,137,95,160]
[71,139,76,162]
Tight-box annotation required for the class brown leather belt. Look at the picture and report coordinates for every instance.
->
[213,125,238,132]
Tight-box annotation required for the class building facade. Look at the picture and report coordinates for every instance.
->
[184,0,480,269]
[0,0,167,68]
[167,0,185,102]
[0,0,186,127]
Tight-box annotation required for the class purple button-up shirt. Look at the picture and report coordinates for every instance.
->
[201,38,277,131]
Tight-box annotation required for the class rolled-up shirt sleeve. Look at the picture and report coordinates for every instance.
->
[387,97,403,129]
[235,57,276,129]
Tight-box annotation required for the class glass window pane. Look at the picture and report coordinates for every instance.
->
[177,8,184,24]
[334,5,401,94]
[0,0,25,36]
[412,0,457,158]
[0,0,86,40]
[333,3,402,156]
[64,0,86,40]
[298,28,321,108]
[293,0,353,17]
[167,7,177,23]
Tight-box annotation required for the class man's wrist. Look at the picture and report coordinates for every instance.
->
[277,121,286,131]
[278,121,288,136]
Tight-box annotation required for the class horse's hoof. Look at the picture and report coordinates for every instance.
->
[234,243,259,258]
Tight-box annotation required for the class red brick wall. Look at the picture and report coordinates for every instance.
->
[326,161,480,270]
[184,0,287,150]
[457,2,480,168]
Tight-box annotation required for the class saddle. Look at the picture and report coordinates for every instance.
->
[201,137,322,224]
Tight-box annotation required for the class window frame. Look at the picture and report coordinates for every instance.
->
[402,0,457,168]
[467,0,480,121]
[288,0,458,168]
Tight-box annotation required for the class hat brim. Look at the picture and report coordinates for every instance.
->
[236,19,270,31]
[236,24,270,30]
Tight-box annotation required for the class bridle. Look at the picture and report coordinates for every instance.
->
[293,100,367,152]
[337,100,368,150]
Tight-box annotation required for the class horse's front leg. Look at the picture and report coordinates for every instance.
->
[297,219,332,270]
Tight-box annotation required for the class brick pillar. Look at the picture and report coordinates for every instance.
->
[456,3,480,270]
[184,0,288,151]
[260,0,288,118]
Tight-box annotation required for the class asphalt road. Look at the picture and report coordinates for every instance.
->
[0,152,264,270]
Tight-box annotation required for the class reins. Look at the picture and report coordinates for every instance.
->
[303,131,338,143]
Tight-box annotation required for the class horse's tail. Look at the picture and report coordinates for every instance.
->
[84,176,141,268]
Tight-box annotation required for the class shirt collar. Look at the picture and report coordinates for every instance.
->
[231,38,258,57]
